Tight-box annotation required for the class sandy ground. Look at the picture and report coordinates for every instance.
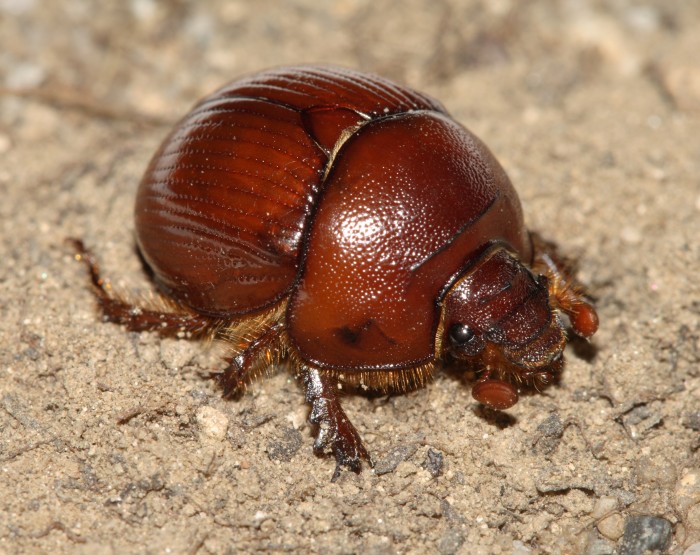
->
[1,1,699,554]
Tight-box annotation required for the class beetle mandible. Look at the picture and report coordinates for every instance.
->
[72,66,598,479]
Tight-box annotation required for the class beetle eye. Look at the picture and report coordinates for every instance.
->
[449,324,475,346]
[448,324,485,357]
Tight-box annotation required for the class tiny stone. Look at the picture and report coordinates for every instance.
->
[537,413,564,437]
[635,455,676,488]
[618,515,672,555]
[267,427,302,462]
[252,511,268,527]
[374,444,419,475]
[259,519,275,533]
[422,448,444,477]
[533,413,564,454]
[597,513,625,541]
[544,502,565,517]
[684,541,700,555]
[439,499,465,523]
[674,469,700,513]
[195,406,229,441]
[592,496,619,519]
[682,411,700,431]
[615,489,637,507]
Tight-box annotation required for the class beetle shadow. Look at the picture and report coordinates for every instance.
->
[473,404,517,429]
[568,333,599,362]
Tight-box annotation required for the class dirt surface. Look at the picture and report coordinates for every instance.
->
[1,1,699,554]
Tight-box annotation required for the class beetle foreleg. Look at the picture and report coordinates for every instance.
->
[301,367,372,481]
[530,233,599,339]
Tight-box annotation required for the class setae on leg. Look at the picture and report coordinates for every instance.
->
[69,238,214,337]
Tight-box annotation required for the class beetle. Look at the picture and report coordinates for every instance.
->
[72,65,598,479]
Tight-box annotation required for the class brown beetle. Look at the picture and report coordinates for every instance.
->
[72,66,598,479]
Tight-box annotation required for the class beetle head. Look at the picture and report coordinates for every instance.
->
[441,247,565,393]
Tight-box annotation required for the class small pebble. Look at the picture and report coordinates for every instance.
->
[374,444,419,475]
[682,411,700,431]
[422,448,444,477]
[267,427,302,462]
[635,455,676,488]
[674,469,700,513]
[597,513,625,541]
[259,519,275,533]
[592,497,619,519]
[533,413,564,454]
[196,406,229,441]
[618,515,672,555]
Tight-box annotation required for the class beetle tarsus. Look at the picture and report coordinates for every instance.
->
[303,367,372,480]
[218,356,247,397]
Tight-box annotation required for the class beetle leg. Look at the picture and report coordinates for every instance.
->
[69,238,214,337]
[302,367,372,481]
[530,233,599,339]
[218,323,284,397]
